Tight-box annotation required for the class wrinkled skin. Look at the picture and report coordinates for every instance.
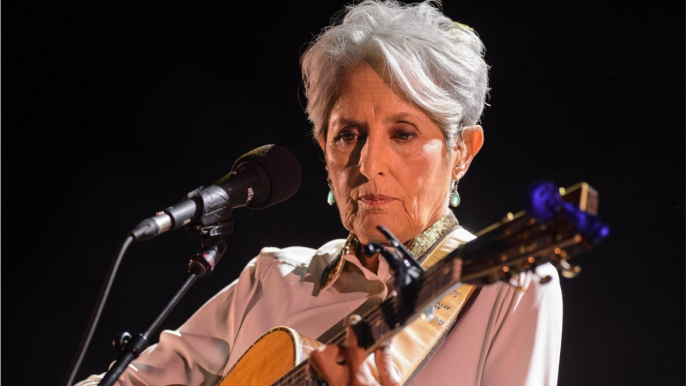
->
[321,63,482,249]
[311,63,483,385]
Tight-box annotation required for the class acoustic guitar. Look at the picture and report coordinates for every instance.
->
[216,182,608,386]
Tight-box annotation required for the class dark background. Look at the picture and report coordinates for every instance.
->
[4,1,684,385]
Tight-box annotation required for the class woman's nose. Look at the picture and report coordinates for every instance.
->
[358,137,388,179]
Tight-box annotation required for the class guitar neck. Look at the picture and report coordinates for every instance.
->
[273,182,600,385]
[270,233,518,385]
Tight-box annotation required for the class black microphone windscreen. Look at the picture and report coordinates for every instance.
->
[231,144,302,209]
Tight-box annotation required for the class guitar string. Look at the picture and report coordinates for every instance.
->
[278,278,447,384]
[271,224,558,385]
[273,258,459,385]
[273,303,397,385]
[275,229,557,384]
[278,308,402,386]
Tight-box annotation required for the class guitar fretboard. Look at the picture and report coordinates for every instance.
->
[271,186,595,385]
[272,249,463,385]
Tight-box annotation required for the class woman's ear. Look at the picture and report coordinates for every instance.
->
[452,125,484,180]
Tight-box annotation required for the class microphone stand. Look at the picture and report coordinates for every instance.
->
[98,234,227,386]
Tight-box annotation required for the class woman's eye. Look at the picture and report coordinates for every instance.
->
[392,130,415,141]
[335,130,359,143]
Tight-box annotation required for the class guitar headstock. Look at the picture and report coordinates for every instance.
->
[459,181,609,285]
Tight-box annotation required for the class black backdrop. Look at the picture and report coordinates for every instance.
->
[4,1,684,385]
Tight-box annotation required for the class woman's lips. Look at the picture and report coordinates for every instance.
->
[359,194,395,206]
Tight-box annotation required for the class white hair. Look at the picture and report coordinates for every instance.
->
[301,0,489,146]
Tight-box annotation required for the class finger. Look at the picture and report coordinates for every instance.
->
[344,314,362,348]
[344,315,378,385]
[308,345,347,386]
[374,342,401,386]
[344,315,368,368]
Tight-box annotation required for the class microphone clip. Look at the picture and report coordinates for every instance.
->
[184,186,235,238]
[186,221,234,238]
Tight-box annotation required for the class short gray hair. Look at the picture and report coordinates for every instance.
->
[301,0,490,146]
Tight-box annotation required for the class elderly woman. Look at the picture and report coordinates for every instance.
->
[78,1,562,385]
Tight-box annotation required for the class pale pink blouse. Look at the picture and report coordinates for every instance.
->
[77,233,562,386]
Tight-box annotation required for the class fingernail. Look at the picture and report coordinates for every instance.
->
[347,314,362,327]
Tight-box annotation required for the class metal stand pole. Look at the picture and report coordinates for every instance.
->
[98,235,227,386]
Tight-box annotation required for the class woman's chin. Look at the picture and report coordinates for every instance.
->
[353,215,411,244]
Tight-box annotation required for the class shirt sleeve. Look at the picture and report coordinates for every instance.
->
[479,263,563,386]
[75,256,262,386]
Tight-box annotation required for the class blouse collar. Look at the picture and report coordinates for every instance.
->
[316,211,460,294]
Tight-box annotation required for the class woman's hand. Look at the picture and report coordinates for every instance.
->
[308,315,401,386]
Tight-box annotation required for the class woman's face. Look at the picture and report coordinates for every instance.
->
[322,63,481,245]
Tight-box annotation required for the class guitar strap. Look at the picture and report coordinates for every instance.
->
[315,213,478,384]
[390,227,477,385]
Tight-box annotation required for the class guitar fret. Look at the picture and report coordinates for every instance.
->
[273,299,398,385]
[415,258,455,306]
[264,187,598,385]
[272,254,463,385]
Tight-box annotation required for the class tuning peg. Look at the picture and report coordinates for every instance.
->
[500,266,529,291]
[508,277,528,292]
[501,212,514,223]
[539,275,553,284]
[561,263,581,278]
[555,258,581,278]
[500,265,513,279]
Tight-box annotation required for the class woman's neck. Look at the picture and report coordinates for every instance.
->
[359,252,380,274]
[349,212,460,275]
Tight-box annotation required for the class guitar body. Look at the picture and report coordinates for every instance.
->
[217,327,323,386]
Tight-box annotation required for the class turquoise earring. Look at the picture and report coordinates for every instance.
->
[327,179,335,205]
[450,179,460,207]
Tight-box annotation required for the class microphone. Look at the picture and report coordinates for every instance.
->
[130,144,301,241]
